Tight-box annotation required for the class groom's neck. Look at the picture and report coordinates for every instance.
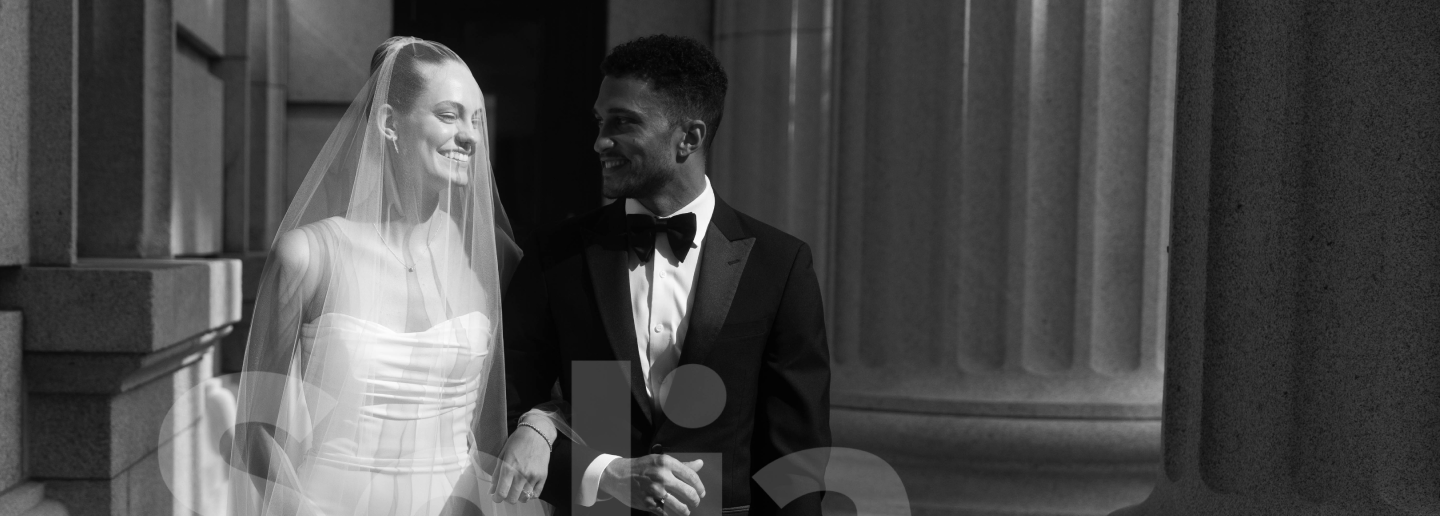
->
[637,166,706,217]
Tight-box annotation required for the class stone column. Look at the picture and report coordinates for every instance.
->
[76,0,174,258]
[714,0,1180,513]
[711,0,836,291]
[247,0,288,254]
[172,0,228,256]
[1,0,32,267]
[608,0,712,49]
[1,0,75,513]
[0,1,35,505]
[1113,1,1440,514]
[216,0,291,374]
[212,0,274,374]
[26,0,80,267]
[220,0,253,254]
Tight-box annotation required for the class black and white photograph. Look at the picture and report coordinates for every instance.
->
[0,0,1437,515]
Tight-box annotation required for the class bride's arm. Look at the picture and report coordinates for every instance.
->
[518,409,559,442]
[494,251,573,505]
[230,227,327,513]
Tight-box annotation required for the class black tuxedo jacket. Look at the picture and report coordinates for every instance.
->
[504,196,831,516]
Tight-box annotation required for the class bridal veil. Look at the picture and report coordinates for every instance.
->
[228,37,556,515]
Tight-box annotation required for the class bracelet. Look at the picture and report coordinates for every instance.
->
[518,422,553,450]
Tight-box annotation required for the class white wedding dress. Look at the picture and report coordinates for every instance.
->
[291,311,547,516]
[232,37,552,516]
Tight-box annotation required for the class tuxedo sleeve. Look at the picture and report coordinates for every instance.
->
[504,248,610,511]
[504,253,557,435]
[502,252,572,508]
[750,242,832,516]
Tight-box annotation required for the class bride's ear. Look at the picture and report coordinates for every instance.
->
[375,103,398,141]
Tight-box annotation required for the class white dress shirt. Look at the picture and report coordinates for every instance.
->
[578,176,716,506]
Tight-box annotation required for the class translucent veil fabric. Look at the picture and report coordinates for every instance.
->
[229,37,561,516]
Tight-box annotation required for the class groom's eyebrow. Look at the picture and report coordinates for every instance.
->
[597,107,642,118]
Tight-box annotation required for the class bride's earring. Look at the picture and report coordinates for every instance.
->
[387,134,400,154]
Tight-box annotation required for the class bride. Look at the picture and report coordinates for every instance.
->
[229,37,568,516]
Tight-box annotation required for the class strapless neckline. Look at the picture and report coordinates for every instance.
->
[296,308,490,477]
[303,310,487,335]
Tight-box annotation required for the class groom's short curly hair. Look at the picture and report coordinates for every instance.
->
[601,34,728,149]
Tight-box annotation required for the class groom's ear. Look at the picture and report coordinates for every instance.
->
[375,103,398,140]
[675,119,708,159]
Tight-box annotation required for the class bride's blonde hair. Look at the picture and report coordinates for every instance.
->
[366,36,464,115]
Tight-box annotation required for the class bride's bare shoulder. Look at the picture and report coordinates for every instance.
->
[272,217,349,276]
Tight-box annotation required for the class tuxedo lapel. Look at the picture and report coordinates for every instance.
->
[679,199,754,368]
[582,202,654,423]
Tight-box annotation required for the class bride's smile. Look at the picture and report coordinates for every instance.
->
[383,59,484,189]
[441,148,471,163]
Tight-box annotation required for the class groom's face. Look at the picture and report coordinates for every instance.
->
[593,75,681,199]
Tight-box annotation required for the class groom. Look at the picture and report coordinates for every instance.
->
[502,34,831,516]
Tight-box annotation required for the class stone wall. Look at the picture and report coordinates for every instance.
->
[0,0,283,514]
[283,0,390,204]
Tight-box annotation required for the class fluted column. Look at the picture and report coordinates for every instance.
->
[715,0,1179,514]
[711,0,836,287]
[1114,1,1440,515]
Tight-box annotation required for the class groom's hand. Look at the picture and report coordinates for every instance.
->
[599,455,706,516]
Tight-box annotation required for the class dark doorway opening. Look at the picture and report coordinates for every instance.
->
[394,1,608,250]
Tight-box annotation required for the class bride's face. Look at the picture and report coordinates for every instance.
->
[393,60,483,188]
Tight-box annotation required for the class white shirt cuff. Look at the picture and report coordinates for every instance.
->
[579,454,621,507]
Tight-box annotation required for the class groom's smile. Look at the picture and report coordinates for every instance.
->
[593,75,679,199]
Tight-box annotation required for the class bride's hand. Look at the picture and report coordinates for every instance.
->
[491,418,554,504]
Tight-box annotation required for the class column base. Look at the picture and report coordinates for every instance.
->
[1110,477,1420,516]
[831,407,1160,516]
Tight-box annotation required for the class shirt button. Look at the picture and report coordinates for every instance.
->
[653,326,662,333]
[659,271,666,278]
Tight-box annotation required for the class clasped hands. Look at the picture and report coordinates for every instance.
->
[491,415,707,516]
[600,454,707,516]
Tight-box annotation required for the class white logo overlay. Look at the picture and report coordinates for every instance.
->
[158,368,911,515]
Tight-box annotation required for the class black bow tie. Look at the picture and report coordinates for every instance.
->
[626,213,697,263]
